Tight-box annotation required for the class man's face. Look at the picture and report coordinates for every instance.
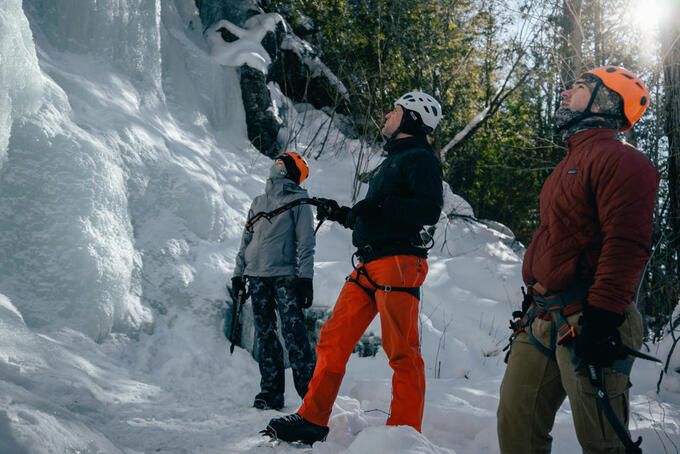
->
[561,79,598,113]
[382,105,404,136]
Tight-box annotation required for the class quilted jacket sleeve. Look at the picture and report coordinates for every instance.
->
[588,145,659,314]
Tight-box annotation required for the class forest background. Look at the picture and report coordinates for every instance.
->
[252,0,680,340]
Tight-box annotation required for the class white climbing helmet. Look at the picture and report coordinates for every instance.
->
[395,91,442,132]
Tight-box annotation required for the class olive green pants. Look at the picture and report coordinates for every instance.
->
[497,304,643,454]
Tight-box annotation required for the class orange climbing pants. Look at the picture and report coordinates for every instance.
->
[298,255,428,431]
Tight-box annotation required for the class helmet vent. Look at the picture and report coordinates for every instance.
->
[432,106,438,116]
[423,106,430,113]
[606,67,617,72]
[641,96,647,106]
[621,73,634,80]
[635,81,643,89]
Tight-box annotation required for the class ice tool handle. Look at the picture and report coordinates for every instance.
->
[227,284,249,354]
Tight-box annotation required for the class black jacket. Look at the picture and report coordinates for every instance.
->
[352,136,443,259]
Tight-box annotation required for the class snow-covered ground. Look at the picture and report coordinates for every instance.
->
[0,1,679,453]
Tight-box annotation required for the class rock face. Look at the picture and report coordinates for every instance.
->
[260,22,349,115]
[198,1,349,155]
[196,0,261,31]
[240,65,281,156]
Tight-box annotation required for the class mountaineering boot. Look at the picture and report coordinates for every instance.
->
[261,413,329,445]
[253,392,284,410]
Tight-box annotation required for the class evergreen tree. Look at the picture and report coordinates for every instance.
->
[263,0,679,333]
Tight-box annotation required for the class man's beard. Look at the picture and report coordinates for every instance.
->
[555,107,584,130]
[555,107,618,139]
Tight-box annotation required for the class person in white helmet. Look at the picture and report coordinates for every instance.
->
[261,92,444,445]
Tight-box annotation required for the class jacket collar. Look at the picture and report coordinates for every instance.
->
[567,128,616,151]
[265,176,302,196]
[383,135,432,155]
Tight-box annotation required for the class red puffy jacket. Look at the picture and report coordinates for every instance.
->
[522,128,659,315]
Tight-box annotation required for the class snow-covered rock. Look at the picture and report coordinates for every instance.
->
[205,12,349,154]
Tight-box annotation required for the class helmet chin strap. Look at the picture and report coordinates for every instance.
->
[557,81,603,131]
[388,107,424,140]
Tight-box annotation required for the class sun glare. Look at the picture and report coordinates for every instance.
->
[628,0,665,33]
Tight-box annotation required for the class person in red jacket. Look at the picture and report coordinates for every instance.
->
[497,66,659,454]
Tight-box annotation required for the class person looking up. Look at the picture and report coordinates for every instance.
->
[497,66,659,454]
[262,92,444,445]
[232,151,316,411]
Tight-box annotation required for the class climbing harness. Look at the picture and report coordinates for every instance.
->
[507,283,588,367]
[419,225,437,249]
[244,197,333,235]
[505,282,661,453]
[344,246,421,302]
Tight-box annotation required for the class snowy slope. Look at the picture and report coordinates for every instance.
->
[1,1,679,453]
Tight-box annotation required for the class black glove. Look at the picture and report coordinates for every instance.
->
[296,277,314,308]
[231,276,245,298]
[575,305,627,368]
[316,198,353,228]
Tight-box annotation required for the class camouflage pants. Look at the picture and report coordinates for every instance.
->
[247,275,316,399]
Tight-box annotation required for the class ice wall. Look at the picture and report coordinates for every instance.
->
[0,0,253,342]
[25,0,162,92]
[0,0,43,167]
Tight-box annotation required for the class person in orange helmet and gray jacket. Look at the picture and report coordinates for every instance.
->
[232,151,316,411]
[497,66,660,453]
[262,92,444,445]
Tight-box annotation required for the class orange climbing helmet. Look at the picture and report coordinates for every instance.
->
[581,66,649,131]
[276,151,310,185]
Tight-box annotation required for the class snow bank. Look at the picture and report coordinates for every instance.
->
[0,292,156,453]
[339,425,456,454]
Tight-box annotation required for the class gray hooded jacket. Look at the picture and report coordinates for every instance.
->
[234,177,315,279]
